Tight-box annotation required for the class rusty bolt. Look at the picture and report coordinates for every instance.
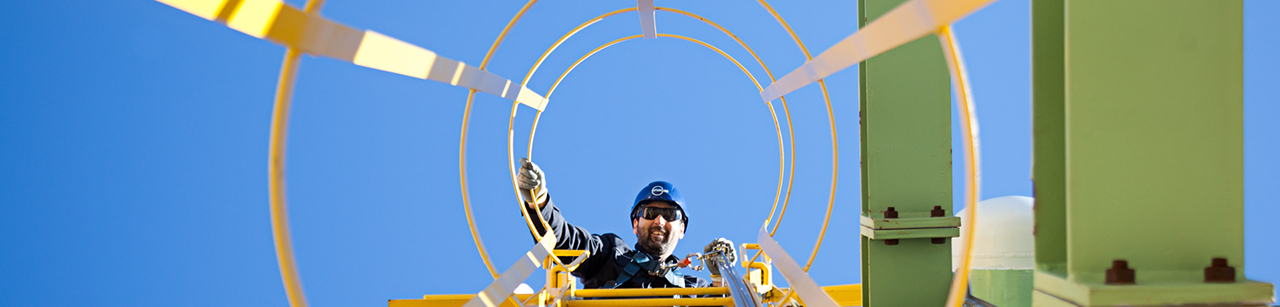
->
[882,207,898,245]
[1105,260,1135,285]
[929,206,947,244]
[1204,257,1236,283]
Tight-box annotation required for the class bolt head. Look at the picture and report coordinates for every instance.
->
[884,207,898,219]
[1205,258,1236,283]
[1106,260,1136,285]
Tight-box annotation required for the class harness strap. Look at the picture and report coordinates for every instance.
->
[608,252,688,289]
[608,252,650,289]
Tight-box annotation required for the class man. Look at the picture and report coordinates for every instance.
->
[518,158,734,289]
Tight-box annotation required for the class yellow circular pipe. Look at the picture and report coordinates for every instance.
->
[544,34,769,94]
[754,0,839,273]
[508,32,786,242]
[269,49,307,307]
[938,25,982,307]
[268,2,325,307]
[505,8,801,243]
[506,8,638,238]
[458,0,541,280]
[651,7,799,242]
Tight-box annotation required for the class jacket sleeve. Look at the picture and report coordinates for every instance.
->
[523,197,614,278]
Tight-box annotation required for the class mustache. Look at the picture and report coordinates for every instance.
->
[646,227,669,236]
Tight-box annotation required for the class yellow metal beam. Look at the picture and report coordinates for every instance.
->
[462,234,558,307]
[155,0,549,110]
[819,284,862,307]
[573,287,730,298]
[759,0,995,103]
[394,294,732,307]
[389,294,535,307]
[565,297,734,307]
[400,284,863,307]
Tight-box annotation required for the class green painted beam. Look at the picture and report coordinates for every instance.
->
[861,216,961,229]
[860,227,958,241]
[858,0,953,306]
[971,270,1034,307]
[1035,270,1273,306]
[1032,1,1273,306]
[1031,0,1067,277]
[1064,0,1243,282]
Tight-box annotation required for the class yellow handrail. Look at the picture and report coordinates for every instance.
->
[566,297,735,307]
[573,287,730,298]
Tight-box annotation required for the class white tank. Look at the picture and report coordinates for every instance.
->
[952,195,1035,307]
[952,195,1035,270]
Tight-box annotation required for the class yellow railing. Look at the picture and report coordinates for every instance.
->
[394,285,864,307]
[565,297,735,307]
[573,287,730,298]
[391,246,864,307]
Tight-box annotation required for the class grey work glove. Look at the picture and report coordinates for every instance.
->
[518,158,549,208]
[703,237,736,277]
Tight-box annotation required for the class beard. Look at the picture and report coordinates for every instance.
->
[637,225,678,257]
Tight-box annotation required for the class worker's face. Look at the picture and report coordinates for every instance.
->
[632,202,685,257]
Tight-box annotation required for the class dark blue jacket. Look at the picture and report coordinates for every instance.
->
[527,198,711,289]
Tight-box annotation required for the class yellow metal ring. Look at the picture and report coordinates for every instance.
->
[505,7,638,239]
[505,8,801,242]
[938,25,982,307]
[267,2,325,307]
[753,0,841,273]
[458,0,541,280]
[507,32,785,244]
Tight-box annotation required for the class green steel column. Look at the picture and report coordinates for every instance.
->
[1031,1,1273,306]
[858,1,955,306]
[971,270,1034,307]
[1031,0,1067,278]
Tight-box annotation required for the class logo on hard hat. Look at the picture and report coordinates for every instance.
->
[651,186,668,196]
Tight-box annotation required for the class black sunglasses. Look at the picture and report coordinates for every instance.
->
[636,206,684,222]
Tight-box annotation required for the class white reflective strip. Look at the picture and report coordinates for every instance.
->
[300,17,364,62]
[637,0,656,39]
[450,61,467,86]
[514,87,548,110]
[463,234,556,307]
[759,0,996,102]
[425,56,460,82]
[353,31,438,79]
[757,222,839,307]
[225,0,283,38]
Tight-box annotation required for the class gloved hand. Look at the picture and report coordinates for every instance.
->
[518,158,549,208]
[703,238,736,277]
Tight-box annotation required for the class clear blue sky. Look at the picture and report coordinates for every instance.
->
[1,1,1277,306]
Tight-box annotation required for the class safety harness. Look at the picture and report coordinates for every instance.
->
[607,251,686,289]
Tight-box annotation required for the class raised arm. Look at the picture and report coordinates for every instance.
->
[518,158,614,279]
[525,197,601,252]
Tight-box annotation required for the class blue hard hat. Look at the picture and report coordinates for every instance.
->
[631,181,688,226]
